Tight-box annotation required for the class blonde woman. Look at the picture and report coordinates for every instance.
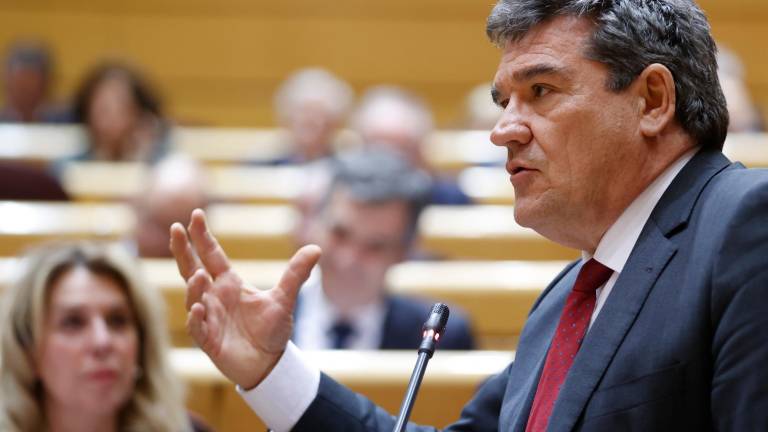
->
[0,242,210,432]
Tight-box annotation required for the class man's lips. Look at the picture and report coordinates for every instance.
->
[506,162,536,176]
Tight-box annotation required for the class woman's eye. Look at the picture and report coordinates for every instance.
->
[60,315,85,330]
[107,312,132,330]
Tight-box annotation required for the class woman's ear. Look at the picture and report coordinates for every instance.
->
[637,63,677,138]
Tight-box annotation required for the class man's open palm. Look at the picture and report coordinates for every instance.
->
[170,209,321,389]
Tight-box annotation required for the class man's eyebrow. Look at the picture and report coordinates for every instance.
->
[513,63,569,82]
[491,64,571,106]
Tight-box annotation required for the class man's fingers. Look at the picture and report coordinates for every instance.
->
[170,222,201,281]
[187,302,209,349]
[187,268,214,311]
[187,208,232,278]
[274,244,322,306]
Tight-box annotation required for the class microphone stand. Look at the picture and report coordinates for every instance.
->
[393,303,449,432]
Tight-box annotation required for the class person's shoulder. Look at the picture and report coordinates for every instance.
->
[708,164,768,198]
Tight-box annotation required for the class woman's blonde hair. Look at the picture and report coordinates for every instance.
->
[0,241,190,431]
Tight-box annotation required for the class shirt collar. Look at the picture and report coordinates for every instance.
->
[585,147,698,273]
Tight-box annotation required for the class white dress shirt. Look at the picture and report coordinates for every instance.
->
[293,267,387,350]
[238,148,698,431]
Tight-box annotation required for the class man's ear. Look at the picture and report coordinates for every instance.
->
[636,63,677,138]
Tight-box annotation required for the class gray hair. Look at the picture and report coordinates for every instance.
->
[322,148,432,245]
[487,0,729,150]
[273,68,354,125]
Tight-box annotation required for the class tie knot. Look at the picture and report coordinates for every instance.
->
[328,320,355,349]
[572,259,613,293]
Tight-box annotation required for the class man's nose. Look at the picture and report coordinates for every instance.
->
[490,101,532,149]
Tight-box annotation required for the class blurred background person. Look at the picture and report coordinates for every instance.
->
[0,40,70,123]
[272,67,354,164]
[0,241,211,431]
[71,62,168,162]
[718,45,764,133]
[351,86,472,205]
[292,148,475,350]
[292,158,335,248]
[132,155,209,258]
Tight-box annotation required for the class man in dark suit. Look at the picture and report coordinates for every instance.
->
[291,148,474,351]
[169,0,768,430]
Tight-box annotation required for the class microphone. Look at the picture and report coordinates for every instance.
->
[393,303,450,432]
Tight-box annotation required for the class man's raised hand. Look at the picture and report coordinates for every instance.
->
[170,209,321,389]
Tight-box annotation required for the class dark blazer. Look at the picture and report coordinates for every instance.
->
[293,294,476,351]
[292,149,768,431]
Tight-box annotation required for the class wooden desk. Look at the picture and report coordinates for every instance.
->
[458,166,514,205]
[169,127,359,165]
[0,201,135,256]
[0,124,85,165]
[169,127,291,165]
[60,161,305,204]
[172,348,513,431]
[419,205,579,260]
[0,201,297,259]
[206,204,298,259]
[424,130,504,172]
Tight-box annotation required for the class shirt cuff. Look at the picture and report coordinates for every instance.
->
[236,342,320,432]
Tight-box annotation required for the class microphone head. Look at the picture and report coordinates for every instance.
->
[423,303,450,335]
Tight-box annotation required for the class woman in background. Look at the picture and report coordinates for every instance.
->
[0,242,208,432]
[72,62,168,162]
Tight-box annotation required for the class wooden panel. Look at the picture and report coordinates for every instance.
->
[171,348,513,431]
[2,1,768,127]
[0,5,499,126]
[206,204,298,259]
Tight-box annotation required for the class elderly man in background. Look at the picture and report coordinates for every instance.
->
[272,68,354,164]
[171,0,768,430]
[352,86,472,205]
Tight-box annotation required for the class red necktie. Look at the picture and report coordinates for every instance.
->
[525,259,613,432]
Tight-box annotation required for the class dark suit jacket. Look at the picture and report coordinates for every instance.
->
[292,149,768,431]
[293,294,475,351]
